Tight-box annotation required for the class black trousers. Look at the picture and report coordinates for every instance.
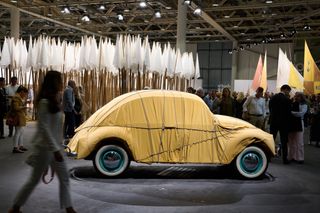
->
[63,111,75,139]
[6,104,13,136]
[0,114,4,136]
[270,124,289,163]
[8,124,14,136]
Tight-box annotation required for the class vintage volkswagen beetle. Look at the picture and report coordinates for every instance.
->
[68,90,275,179]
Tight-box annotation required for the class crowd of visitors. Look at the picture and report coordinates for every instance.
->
[189,85,320,165]
[0,75,86,154]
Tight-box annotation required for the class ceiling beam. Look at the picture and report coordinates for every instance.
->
[204,0,320,11]
[0,1,102,37]
[189,2,236,41]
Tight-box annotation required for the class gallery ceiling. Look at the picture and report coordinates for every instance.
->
[0,0,320,47]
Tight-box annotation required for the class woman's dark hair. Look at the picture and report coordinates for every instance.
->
[222,87,231,98]
[36,70,62,113]
[16,85,28,93]
[280,84,291,92]
[256,87,264,93]
[295,92,307,104]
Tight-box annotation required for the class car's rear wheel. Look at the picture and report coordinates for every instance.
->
[94,144,130,177]
[235,146,268,179]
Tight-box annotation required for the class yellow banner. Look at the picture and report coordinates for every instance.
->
[289,63,304,90]
[314,81,320,94]
[304,41,320,94]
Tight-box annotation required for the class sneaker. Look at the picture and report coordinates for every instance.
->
[0,136,5,139]
[12,148,24,153]
[19,146,28,151]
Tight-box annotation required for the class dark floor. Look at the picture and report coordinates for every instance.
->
[0,122,320,213]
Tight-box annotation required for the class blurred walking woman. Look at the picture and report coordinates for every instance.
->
[11,86,29,153]
[9,71,77,213]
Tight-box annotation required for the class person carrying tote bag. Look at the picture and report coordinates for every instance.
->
[9,71,77,213]
[6,110,19,127]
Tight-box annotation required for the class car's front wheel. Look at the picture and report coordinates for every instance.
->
[94,144,130,177]
[235,146,268,179]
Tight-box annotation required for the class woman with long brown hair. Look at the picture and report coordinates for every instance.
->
[219,87,235,117]
[9,71,77,213]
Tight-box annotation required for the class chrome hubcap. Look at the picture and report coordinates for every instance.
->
[101,150,123,171]
[241,152,260,172]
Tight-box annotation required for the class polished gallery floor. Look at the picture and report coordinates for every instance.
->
[0,122,319,213]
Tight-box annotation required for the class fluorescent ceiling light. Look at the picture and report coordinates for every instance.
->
[303,25,311,30]
[117,13,124,21]
[139,1,147,8]
[193,8,201,15]
[81,15,90,22]
[98,5,106,10]
[155,11,161,18]
[61,7,70,14]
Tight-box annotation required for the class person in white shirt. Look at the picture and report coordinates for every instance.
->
[9,71,77,213]
[6,76,19,137]
[242,87,266,129]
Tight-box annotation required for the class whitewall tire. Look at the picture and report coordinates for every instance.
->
[235,146,268,179]
[94,144,130,177]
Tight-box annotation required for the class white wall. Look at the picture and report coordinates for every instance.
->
[190,42,294,91]
[234,79,277,94]
[236,43,293,80]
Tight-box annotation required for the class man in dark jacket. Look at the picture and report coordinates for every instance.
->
[269,84,292,164]
[63,80,76,139]
[0,77,7,139]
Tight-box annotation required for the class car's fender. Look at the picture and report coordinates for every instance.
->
[68,126,134,159]
[221,128,275,164]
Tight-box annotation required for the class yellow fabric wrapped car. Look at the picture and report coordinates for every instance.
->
[68,90,275,179]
